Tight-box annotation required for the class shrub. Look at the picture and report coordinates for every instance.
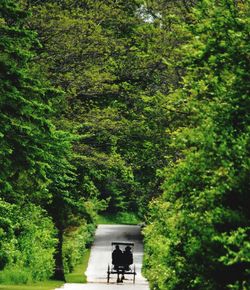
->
[0,267,32,284]
[0,201,57,283]
[63,223,95,274]
[15,204,57,281]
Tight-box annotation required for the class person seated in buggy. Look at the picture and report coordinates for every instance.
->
[112,245,133,270]
[123,246,133,271]
[109,242,136,283]
[112,245,123,270]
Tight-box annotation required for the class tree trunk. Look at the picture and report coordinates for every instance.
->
[53,228,66,281]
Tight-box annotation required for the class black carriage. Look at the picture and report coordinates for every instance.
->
[107,242,136,284]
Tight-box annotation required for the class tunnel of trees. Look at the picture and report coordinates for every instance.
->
[0,0,249,289]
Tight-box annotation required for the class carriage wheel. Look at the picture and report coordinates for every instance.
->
[133,265,136,284]
[107,264,110,283]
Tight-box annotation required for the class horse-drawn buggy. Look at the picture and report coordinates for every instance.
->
[107,242,136,283]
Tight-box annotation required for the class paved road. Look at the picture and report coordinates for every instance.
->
[55,225,149,290]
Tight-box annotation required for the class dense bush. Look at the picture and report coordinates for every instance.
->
[15,204,57,281]
[144,0,250,289]
[0,200,16,270]
[0,0,97,281]
[0,267,32,285]
[0,201,57,282]
[0,199,96,283]
[63,223,95,274]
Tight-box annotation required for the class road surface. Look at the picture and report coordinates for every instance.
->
[55,224,150,290]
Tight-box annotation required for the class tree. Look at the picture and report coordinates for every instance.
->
[0,0,94,281]
[26,0,178,215]
[0,0,63,204]
[144,0,250,289]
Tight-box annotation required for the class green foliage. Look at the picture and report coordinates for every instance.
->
[0,200,16,270]
[0,0,50,202]
[63,223,95,274]
[0,200,57,282]
[144,0,250,289]
[65,249,91,283]
[0,267,32,285]
[97,212,140,225]
[15,205,57,281]
[26,0,173,215]
[0,0,95,282]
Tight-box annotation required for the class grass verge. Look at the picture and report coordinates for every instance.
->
[0,280,63,290]
[65,248,91,283]
[97,211,140,225]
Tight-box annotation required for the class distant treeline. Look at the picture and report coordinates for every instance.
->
[0,0,249,288]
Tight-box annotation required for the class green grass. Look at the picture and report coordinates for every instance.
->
[97,211,140,225]
[65,249,91,283]
[0,280,63,290]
